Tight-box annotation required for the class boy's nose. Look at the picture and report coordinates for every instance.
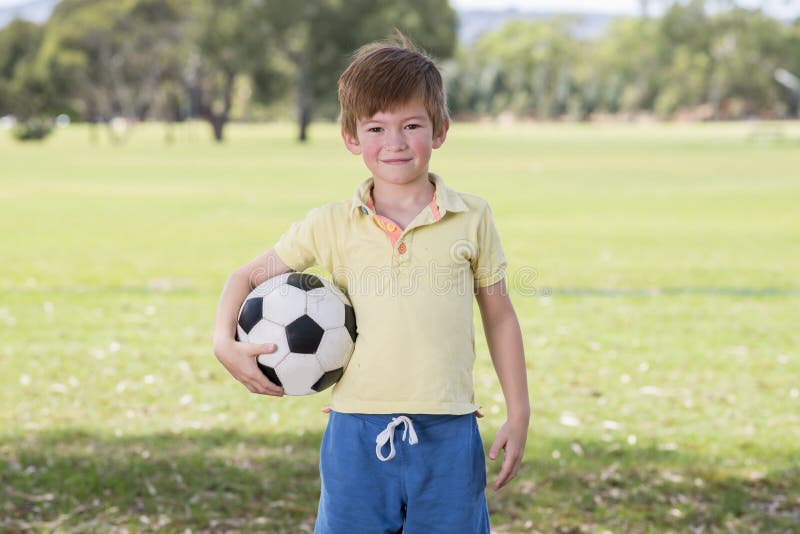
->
[384,130,408,150]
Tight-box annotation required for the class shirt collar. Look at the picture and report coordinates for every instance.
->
[349,173,469,219]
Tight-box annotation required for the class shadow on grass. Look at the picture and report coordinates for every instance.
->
[1,429,322,532]
[1,429,798,532]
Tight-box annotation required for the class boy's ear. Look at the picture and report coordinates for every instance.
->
[341,128,362,155]
[432,120,450,149]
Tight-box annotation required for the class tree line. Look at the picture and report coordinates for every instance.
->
[1,0,798,143]
[445,1,800,122]
[0,0,456,142]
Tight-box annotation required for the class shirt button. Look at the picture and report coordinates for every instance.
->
[386,223,397,232]
[398,242,407,254]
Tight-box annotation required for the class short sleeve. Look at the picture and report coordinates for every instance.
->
[273,207,331,272]
[471,203,507,289]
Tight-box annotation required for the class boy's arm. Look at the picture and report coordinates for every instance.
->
[476,278,530,490]
[213,248,293,396]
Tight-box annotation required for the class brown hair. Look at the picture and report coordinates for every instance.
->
[338,33,449,139]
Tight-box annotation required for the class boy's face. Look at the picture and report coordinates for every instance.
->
[342,98,448,189]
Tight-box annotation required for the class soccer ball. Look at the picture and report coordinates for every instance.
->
[236,272,357,396]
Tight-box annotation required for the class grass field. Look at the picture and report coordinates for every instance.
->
[1,120,799,533]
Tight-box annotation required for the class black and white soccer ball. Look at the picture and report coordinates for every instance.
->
[236,272,356,396]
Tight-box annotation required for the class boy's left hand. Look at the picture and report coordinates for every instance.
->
[488,417,528,490]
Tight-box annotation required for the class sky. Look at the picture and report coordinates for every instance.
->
[449,0,797,17]
[0,0,796,18]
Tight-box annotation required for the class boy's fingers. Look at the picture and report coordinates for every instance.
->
[493,452,513,489]
[493,448,522,490]
[251,343,277,355]
[488,435,505,460]
[243,368,284,396]
[251,382,284,396]
[258,377,284,396]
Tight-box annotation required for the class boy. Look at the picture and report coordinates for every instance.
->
[213,36,529,533]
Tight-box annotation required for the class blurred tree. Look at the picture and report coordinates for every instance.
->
[183,0,289,142]
[253,0,456,142]
[0,19,45,116]
[35,0,185,142]
[591,17,660,114]
[0,19,61,140]
[707,8,789,117]
[446,18,581,119]
[447,0,798,121]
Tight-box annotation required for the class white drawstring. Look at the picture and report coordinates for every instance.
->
[375,416,419,462]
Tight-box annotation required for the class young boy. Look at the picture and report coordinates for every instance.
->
[213,37,529,533]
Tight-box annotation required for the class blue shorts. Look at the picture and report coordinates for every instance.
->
[314,411,490,534]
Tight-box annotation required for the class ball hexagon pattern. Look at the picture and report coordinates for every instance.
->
[236,272,356,395]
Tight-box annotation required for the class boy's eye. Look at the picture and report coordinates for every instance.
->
[367,127,383,133]
[405,124,421,130]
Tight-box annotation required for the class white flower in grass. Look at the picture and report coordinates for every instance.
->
[109,341,121,353]
[640,385,664,396]
[620,373,630,384]
[570,442,584,456]
[729,345,749,357]
[179,394,193,406]
[790,388,798,399]
[551,450,561,459]
[270,412,280,423]
[559,412,580,427]
[50,383,67,394]
[145,305,157,316]
[20,374,30,386]
[627,434,637,445]
[603,420,620,431]
[143,374,155,385]
[115,381,128,393]
[68,376,79,388]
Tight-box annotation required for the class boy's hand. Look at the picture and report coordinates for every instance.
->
[488,417,528,490]
[214,339,285,396]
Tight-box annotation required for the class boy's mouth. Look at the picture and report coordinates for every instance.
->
[381,158,412,165]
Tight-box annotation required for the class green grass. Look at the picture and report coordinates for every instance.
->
[1,120,799,532]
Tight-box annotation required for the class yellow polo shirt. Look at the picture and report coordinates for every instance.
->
[273,173,507,414]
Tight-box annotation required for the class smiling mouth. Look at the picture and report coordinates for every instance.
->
[382,158,412,164]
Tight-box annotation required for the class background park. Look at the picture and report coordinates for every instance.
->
[1,0,799,532]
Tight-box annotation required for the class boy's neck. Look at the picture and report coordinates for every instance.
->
[371,173,436,211]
